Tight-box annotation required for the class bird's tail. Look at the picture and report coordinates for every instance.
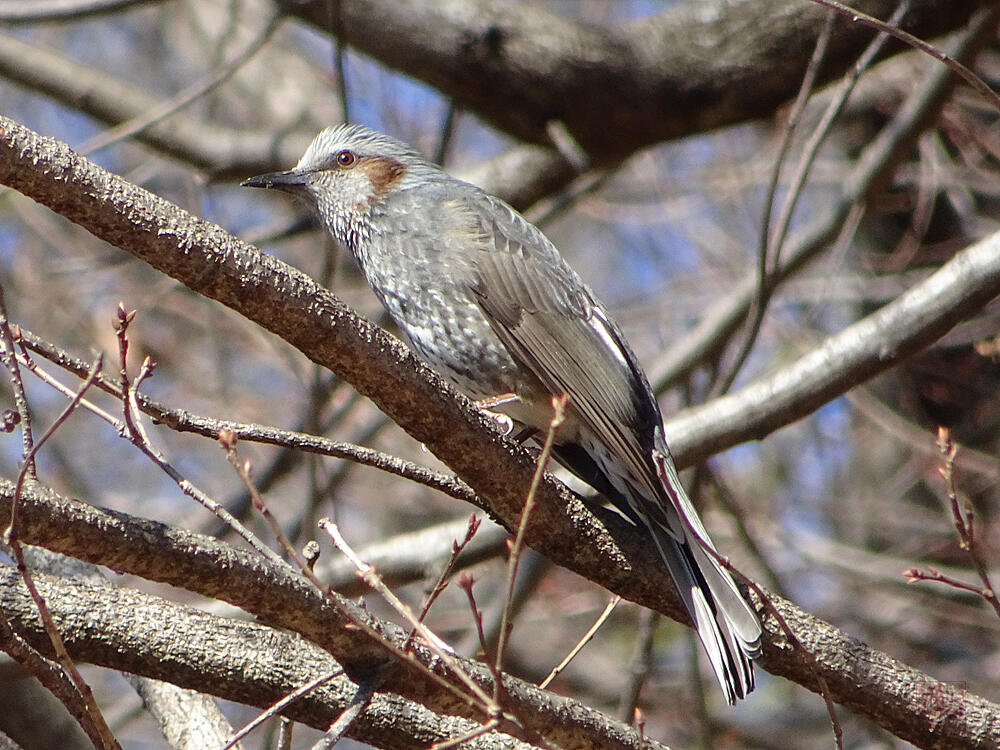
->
[650,446,762,704]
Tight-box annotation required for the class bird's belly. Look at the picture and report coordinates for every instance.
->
[364,263,560,427]
[383,290,519,400]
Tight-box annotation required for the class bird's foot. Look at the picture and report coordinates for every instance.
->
[474,392,520,436]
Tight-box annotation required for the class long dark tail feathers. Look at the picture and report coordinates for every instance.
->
[651,445,763,703]
[550,436,763,702]
[649,527,759,703]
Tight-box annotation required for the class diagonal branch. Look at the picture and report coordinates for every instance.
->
[3,114,1000,747]
[664,228,1000,466]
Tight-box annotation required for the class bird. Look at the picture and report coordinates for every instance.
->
[242,124,763,703]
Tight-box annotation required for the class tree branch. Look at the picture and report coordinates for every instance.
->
[0,568,542,750]
[277,0,989,158]
[665,229,1000,466]
[0,483,665,750]
[2,473,999,749]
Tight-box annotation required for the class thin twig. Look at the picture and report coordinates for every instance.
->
[458,573,493,665]
[9,355,102,542]
[16,325,478,505]
[318,518,497,713]
[222,432,501,721]
[3,354,121,750]
[808,0,1000,113]
[416,514,483,627]
[222,670,344,750]
[109,309,283,565]
[309,677,378,750]
[656,445,844,747]
[79,11,285,156]
[318,517,514,727]
[435,102,459,166]
[716,1,910,395]
[904,427,1000,618]
[0,286,35,477]
[719,8,836,397]
[540,595,620,690]
[708,545,843,747]
[493,395,567,697]
[277,718,293,750]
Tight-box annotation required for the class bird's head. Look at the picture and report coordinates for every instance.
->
[242,124,440,237]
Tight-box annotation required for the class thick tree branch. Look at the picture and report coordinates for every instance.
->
[2,462,1000,748]
[665,228,1000,465]
[0,568,542,750]
[0,484,663,750]
[277,0,989,159]
[1,571,546,750]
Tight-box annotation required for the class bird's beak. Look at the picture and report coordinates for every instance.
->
[241,170,308,191]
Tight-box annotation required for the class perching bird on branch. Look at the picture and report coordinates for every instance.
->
[243,124,762,703]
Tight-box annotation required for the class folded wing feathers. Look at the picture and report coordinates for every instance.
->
[467,193,762,701]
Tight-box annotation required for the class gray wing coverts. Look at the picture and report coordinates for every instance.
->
[467,193,660,456]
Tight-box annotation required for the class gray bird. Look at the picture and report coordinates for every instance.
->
[243,124,762,702]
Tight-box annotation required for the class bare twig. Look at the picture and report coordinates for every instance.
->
[493,395,567,695]
[318,518,497,713]
[3,356,121,750]
[16,325,479,506]
[277,718,293,750]
[220,428,299,565]
[108,309,283,565]
[540,595,620,691]
[807,0,1000,113]
[903,428,1000,618]
[416,514,483,627]
[717,7,836,395]
[327,0,350,125]
[0,287,35,477]
[717,1,910,395]
[7,353,99,542]
[222,432,508,725]
[458,573,493,665]
[80,11,284,156]
[310,678,378,750]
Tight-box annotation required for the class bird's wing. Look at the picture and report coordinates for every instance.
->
[465,192,673,519]
[466,192,763,699]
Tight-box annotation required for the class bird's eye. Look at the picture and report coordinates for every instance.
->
[335,150,356,167]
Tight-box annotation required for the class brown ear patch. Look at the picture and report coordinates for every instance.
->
[358,155,407,199]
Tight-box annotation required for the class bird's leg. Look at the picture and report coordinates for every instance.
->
[473,392,523,437]
[475,392,520,410]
